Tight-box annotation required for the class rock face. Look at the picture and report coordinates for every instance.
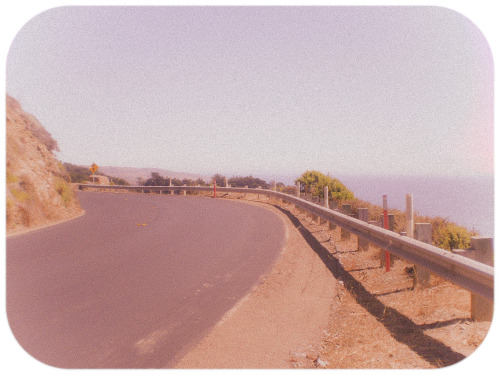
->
[6,95,82,234]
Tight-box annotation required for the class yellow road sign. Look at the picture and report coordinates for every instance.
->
[90,163,99,174]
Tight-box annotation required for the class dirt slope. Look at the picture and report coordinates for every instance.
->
[6,95,82,235]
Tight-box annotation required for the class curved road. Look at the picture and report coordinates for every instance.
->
[7,192,286,368]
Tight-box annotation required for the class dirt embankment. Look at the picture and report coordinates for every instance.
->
[175,193,491,369]
[6,95,83,236]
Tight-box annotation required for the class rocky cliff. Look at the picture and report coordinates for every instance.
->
[6,95,82,235]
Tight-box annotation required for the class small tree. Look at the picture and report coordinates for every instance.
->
[143,172,168,186]
[211,174,227,187]
[228,176,270,189]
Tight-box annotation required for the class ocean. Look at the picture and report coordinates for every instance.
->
[266,174,494,237]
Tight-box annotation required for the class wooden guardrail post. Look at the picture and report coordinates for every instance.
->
[413,223,432,287]
[379,214,396,267]
[341,204,352,240]
[470,237,494,321]
[406,194,414,239]
[319,186,329,225]
[358,208,369,251]
[294,181,301,210]
[328,200,338,230]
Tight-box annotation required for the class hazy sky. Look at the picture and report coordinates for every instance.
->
[6,5,494,178]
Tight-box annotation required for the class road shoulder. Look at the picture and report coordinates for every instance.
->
[174,198,337,369]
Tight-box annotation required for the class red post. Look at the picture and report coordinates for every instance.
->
[383,195,390,272]
[213,178,216,198]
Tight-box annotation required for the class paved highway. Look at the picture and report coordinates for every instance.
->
[7,191,286,368]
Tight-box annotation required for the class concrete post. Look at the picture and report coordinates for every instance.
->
[413,223,432,288]
[341,204,351,241]
[358,208,369,251]
[169,178,174,195]
[182,184,187,196]
[470,237,494,321]
[406,194,414,239]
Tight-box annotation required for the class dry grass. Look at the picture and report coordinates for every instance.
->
[220,193,491,369]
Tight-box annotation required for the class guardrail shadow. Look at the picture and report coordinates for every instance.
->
[274,205,466,368]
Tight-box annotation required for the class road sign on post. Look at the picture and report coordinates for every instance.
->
[89,163,98,184]
[90,163,98,174]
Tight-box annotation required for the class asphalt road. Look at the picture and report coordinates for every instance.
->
[7,191,286,368]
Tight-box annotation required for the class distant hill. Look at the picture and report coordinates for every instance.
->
[6,95,83,235]
[98,166,212,186]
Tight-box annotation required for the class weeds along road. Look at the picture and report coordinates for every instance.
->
[7,191,286,368]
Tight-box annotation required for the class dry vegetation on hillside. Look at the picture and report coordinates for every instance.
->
[6,95,82,235]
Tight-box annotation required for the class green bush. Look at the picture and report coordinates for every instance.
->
[295,170,354,203]
[430,218,477,250]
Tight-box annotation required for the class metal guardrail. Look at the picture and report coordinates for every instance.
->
[79,184,494,301]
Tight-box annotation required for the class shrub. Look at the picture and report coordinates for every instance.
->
[429,218,477,250]
[54,178,73,206]
[228,176,270,189]
[295,170,354,203]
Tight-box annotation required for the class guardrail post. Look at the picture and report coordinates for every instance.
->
[380,214,395,231]
[328,201,337,230]
[183,184,187,196]
[470,237,494,321]
[319,186,329,225]
[413,223,432,288]
[341,204,352,240]
[169,179,174,195]
[358,208,369,251]
[406,194,414,239]
[294,182,301,210]
[379,214,396,267]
